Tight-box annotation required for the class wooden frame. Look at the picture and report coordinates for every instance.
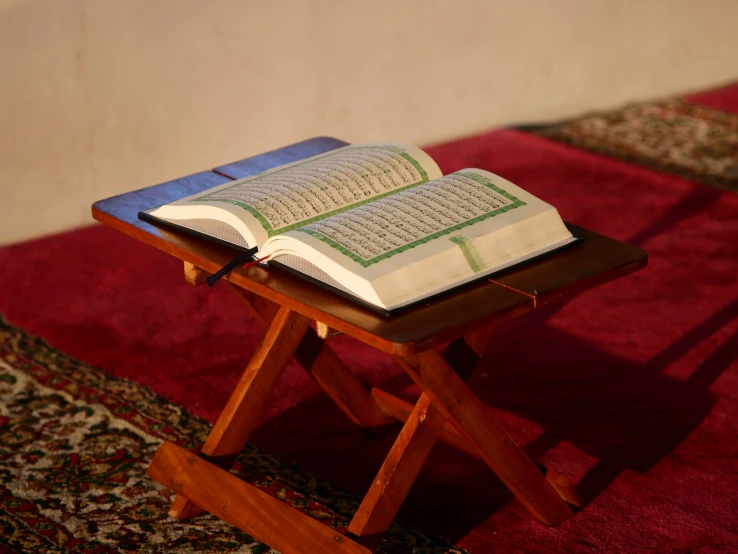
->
[150,282,579,553]
[93,137,647,553]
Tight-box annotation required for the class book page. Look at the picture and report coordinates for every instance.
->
[264,168,574,310]
[290,170,528,268]
[186,144,442,240]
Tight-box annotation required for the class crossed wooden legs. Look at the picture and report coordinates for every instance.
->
[167,284,393,520]
[147,284,581,553]
[347,335,581,550]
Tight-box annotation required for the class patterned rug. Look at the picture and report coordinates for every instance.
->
[0,315,465,554]
[530,98,738,191]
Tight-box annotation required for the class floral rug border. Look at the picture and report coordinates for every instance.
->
[0,315,466,554]
[527,98,738,192]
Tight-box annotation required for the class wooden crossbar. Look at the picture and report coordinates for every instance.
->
[371,386,478,458]
[149,442,371,554]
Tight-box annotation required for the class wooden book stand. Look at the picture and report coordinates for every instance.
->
[93,137,647,553]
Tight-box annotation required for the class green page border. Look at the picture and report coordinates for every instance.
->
[191,145,429,238]
[449,235,486,273]
[295,171,527,268]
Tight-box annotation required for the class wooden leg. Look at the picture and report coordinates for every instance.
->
[396,350,575,526]
[168,306,310,519]
[170,285,392,520]
[172,281,391,521]
[183,261,208,286]
[347,336,482,547]
[348,394,445,549]
[150,443,371,554]
[316,320,342,339]
[202,306,310,456]
[229,283,393,428]
[369,387,583,508]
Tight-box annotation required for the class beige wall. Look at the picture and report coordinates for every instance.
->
[1,0,737,245]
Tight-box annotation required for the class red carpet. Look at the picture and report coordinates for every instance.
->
[1,85,738,552]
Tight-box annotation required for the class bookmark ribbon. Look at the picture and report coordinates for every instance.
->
[449,236,485,274]
[205,246,259,287]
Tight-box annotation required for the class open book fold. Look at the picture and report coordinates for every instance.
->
[141,143,577,314]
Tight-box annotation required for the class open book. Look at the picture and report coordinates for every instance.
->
[142,143,576,313]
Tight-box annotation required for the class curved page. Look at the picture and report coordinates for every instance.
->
[263,169,575,310]
[147,143,442,250]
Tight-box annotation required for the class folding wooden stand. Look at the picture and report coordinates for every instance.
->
[93,137,647,554]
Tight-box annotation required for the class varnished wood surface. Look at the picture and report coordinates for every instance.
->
[93,169,231,239]
[202,306,310,458]
[492,223,648,306]
[149,442,372,554]
[348,335,485,542]
[348,393,447,547]
[92,136,647,354]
